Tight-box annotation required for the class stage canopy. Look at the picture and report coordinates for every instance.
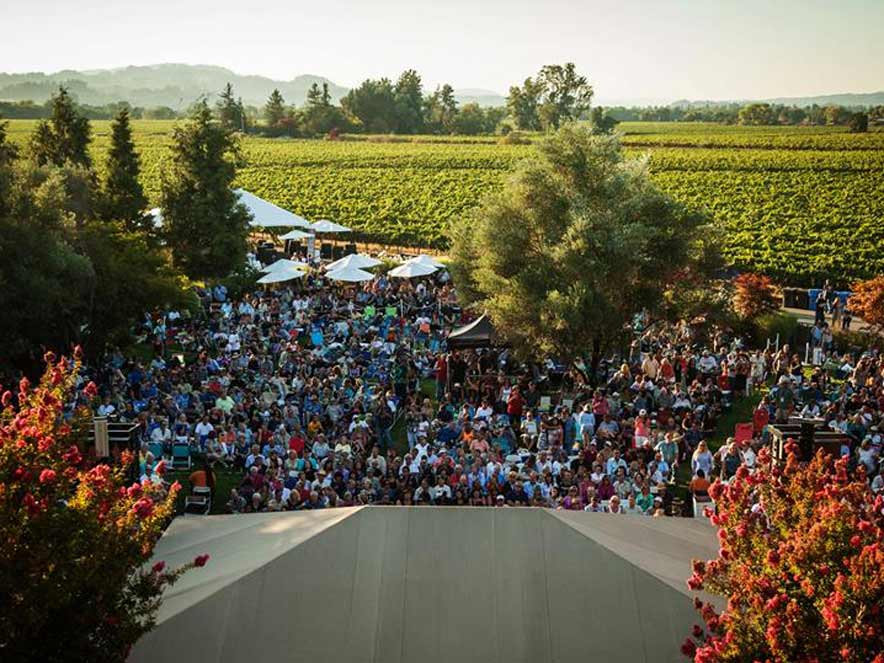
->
[446,313,497,349]
[325,254,382,271]
[131,507,718,663]
[388,262,437,279]
[238,189,312,229]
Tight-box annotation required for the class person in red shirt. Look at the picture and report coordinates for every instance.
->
[434,354,448,399]
[507,386,524,435]
[288,431,306,455]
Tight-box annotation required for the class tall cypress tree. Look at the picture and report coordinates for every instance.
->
[30,87,92,168]
[101,108,149,231]
[160,100,252,279]
[264,89,286,127]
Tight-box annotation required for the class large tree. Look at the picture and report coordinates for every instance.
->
[394,69,426,133]
[341,78,398,133]
[100,108,149,232]
[506,77,543,131]
[216,83,245,132]
[160,100,252,279]
[449,126,710,376]
[30,87,92,168]
[536,63,593,130]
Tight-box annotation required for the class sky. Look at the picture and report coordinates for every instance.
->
[2,0,882,104]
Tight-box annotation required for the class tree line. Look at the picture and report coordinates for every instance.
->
[608,102,880,131]
[0,88,252,368]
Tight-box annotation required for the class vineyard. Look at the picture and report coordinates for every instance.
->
[5,120,883,285]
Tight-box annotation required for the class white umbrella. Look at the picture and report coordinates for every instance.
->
[325,253,382,271]
[326,266,374,283]
[310,219,352,233]
[405,254,444,269]
[148,207,164,229]
[237,189,312,229]
[256,268,307,284]
[278,229,315,241]
[261,258,310,273]
[388,262,438,279]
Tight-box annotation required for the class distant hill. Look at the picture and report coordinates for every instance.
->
[670,91,884,109]
[454,88,507,107]
[0,64,349,109]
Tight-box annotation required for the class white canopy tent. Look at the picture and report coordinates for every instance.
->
[325,254,382,271]
[326,266,374,283]
[148,207,164,230]
[310,219,352,233]
[388,262,438,279]
[238,189,312,229]
[278,229,316,241]
[261,258,310,273]
[405,254,444,269]
[256,268,307,284]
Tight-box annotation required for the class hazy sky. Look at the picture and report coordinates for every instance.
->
[2,0,882,102]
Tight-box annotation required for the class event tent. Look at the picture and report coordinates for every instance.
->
[326,266,374,282]
[446,313,497,349]
[388,261,438,278]
[256,268,307,284]
[325,254,382,271]
[238,189,312,229]
[131,507,718,663]
[260,258,309,273]
[310,219,352,233]
[278,229,315,241]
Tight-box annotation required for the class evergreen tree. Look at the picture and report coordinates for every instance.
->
[30,87,92,168]
[264,89,286,127]
[160,100,252,279]
[306,83,323,108]
[100,108,149,231]
[216,83,244,131]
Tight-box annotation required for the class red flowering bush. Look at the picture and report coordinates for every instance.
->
[849,275,884,334]
[0,352,207,663]
[731,272,780,320]
[685,440,884,662]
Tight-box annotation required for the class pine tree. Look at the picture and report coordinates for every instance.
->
[264,89,286,127]
[160,100,252,279]
[216,83,242,131]
[101,108,149,231]
[30,87,92,168]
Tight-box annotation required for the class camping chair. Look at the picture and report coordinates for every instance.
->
[171,442,191,471]
[693,494,714,520]
[184,486,212,515]
[147,441,164,461]
[734,422,754,444]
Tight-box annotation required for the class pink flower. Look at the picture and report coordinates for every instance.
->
[127,482,143,499]
[850,534,862,547]
[43,351,56,364]
[19,377,30,394]
[39,469,57,484]
[152,560,166,574]
[132,497,155,519]
[708,481,724,501]
[1,391,12,407]
[193,554,210,567]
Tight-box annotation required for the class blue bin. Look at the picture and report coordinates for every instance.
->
[807,289,821,311]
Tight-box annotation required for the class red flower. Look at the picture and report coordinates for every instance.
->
[680,637,697,656]
[708,481,724,501]
[193,554,210,567]
[127,482,143,499]
[766,549,780,565]
[692,624,704,638]
[850,535,861,548]
[43,351,56,364]
[132,497,155,520]
[39,469,57,484]
[83,382,98,399]
[151,561,166,574]
[1,391,12,407]
[19,377,30,394]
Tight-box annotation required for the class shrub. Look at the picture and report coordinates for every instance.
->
[849,275,884,333]
[731,272,779,320]
[752,311,800,348]
[685,442,884,661]
[0,351,206,663]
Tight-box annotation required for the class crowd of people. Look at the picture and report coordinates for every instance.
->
[73,253,884,518]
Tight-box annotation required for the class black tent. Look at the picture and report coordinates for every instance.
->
[446,313,497,349]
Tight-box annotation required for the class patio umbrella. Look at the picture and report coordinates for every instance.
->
[256,268,307,284]
[278,229,315,241]
[325,253,382,271]
[326,266,374,283]
[261,258,310,273]
[388,262,438,279]
[405,254,444,269]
